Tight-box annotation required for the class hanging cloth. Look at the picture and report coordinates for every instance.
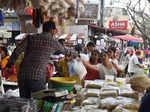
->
[32,8,37,27]
[0,10,3,25]
[32,8,43,28]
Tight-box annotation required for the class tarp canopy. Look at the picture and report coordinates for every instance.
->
[56,33,84,41]
[112,34,143,42]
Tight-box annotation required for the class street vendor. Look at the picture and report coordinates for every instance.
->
[5,21,65,98]
[129,75,150,112]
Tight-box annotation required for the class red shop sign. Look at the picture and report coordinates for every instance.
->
[26,7,33,15]
[109,21,128,30]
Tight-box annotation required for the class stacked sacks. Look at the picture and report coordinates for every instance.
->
[78,80,141,112]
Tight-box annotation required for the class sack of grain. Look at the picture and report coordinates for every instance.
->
[99,97,119,110]
[100,90,118,99]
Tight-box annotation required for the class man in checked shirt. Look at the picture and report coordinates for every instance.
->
[5,21,65,98]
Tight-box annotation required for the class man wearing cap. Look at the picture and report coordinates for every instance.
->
[5,21,65,98]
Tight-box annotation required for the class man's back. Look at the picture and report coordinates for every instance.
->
[23,33,56,65]
[7,32,65,80]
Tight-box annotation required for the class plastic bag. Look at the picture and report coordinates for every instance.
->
[119,90,139,100]
[105,82,119,87]
[73,60,87,80]
[70,106,82,112]
[116,96,137,105]
[101,86,120,93]
[87,109,108,112]
[119,84,132,90]
[122,101,140,110]
[115,96,140,110]
[84,80,104,89]
[83,105,99,110]
[116,78,126,86]
[99,97,119,110]
[82,97,99,105]
[100,90,118,99]
[74,88,86,106]
[85,89,100,97]
[80,53,89,62]
[113,105,138,112]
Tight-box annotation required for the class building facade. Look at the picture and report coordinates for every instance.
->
[103,0,133,32]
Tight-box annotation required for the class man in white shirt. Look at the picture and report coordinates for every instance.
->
[128,50,144,76]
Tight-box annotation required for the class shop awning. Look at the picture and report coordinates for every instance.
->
[56,33,84,41]
[112,34,143,42]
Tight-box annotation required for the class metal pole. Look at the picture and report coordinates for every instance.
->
[100,0,104,27]
[75,0,80,24]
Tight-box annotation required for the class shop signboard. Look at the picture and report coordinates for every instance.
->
[26,7,33,15]
[109,21,128,31]
[0,23,12,30]
[12,21,20,31]
[0,30,12,38]
[0,21,20,31]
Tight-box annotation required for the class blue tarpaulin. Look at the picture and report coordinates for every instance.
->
[0,10,3,25]
[128,40,139,44]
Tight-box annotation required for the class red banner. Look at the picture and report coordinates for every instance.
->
[109,21,128,30]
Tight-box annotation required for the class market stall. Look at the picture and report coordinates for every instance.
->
[64,78,141,112]
[56,33,85,47]
[112,34,143,43]
[0,78,142,112]
[0,0,146,112]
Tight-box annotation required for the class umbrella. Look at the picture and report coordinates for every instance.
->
[112,34,143,42]
[15,33,26,40]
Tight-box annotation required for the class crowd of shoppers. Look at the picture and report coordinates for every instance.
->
[2,35,147,98]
